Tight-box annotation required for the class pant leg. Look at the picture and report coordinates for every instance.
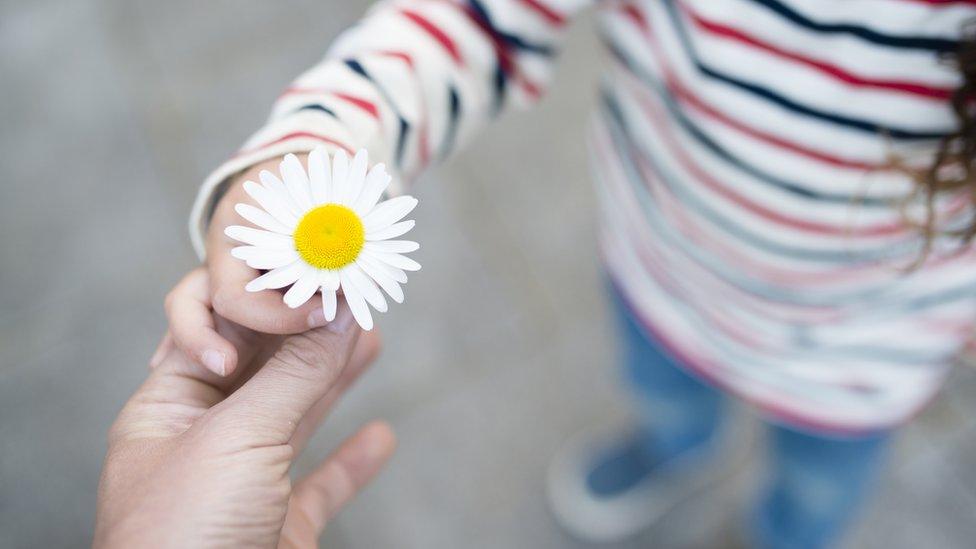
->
[611,286,726,460]
[753,423,890,549]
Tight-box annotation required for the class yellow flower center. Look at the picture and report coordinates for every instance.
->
[293,204,365,269]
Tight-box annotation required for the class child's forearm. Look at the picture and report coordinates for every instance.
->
[191,0,584,258]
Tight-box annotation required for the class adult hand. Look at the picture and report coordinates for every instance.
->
[94,268,395,548]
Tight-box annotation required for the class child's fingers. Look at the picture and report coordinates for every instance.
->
[209,244,325,335]
[164,268,239,377]
[206,166,324,335]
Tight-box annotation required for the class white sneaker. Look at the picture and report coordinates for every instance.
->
[546,419,750,543]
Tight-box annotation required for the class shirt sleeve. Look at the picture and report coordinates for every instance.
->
[189,0,590,257]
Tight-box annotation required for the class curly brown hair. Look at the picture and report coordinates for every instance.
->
[894,27,976,259]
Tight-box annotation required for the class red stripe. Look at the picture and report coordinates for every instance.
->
[621,5,880,171]
[621,4,650,35]
[281,88,381,120]
[683,5,952,101]
[236,132,353,157]
[377,50,415,69]
[400,9,463,66]
[332,92,380,119]
[517,0,567,26]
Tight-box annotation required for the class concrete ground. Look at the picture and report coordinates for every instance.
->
[2,1,976,547]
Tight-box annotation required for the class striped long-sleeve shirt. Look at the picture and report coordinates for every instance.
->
[191,0,976,432]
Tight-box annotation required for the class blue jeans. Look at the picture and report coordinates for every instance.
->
[612,290,890,549]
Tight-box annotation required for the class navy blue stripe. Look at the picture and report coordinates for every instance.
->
[465,0,535,112]
[343,58,411,169]
[663,0,948,141]
[466,0,555,56]
[344,58,368,79]
[492,64,507,114]
[395,119,410,167]
[603,91,916,264]
[602,38,889,208]
[295,104,338,118]
[746,0,959,52]
[441,86,461,159]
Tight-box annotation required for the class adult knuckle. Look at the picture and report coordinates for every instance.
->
[275,336,329,369]
[274,333,343,376]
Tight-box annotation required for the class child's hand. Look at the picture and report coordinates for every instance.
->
[155,155,327,377]
[206,155,329,334]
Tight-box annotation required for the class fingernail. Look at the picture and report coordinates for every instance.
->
[202,350,226,376]
[307,308,327,328]
[327,302,354,334]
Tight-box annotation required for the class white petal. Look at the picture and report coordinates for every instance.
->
[343,264,388,312]
[258,169,287,193]
[362,196,418,232]
[280,154,314,211]
[243,180,300,227]
[365,240,419,254]
[322,287,338,321]
[340,280,373,331]
[354,164,392,215]
[318,269,340,291]
[343,149,369,206]
[362,250,409,282]
[331,149,350,206]
[231,246,298,270]
[258,171,301,217]
[357,256,404,303]
[234,203,293,234]
[307,146,332,204]
[231,246,269,261]
[387,266,408,283]
[283,269,320,309]
[245,261,307,292]
[372,251,421,272]
[225,225,294,249]
[367,220,414,241]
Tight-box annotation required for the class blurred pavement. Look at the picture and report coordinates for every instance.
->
[2,1,976,547]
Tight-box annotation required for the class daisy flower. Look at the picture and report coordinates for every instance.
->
[225,147,420,330]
